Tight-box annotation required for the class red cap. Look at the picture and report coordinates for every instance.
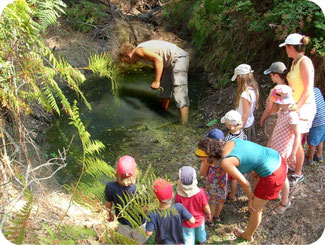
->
[153,178,173,201]
[117,156,136,177]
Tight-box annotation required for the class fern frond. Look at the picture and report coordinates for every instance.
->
[75,181,106,205]
[4,190,33,244]
[38,222,75,245]
[43,83,60,114]
[88,53,119,97]
[84,140,105,156]
[34,0,66,31]
[57,225,97,241]
[108,229,137,245]
[84,158,115,177]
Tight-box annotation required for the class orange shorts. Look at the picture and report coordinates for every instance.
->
[254,157,287,200]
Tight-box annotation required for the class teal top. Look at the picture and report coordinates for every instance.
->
[223,139,281,177]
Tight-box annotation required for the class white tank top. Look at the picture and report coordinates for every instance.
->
[136,40,188,67]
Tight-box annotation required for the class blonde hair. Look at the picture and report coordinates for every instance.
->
[116,168,139,187]
[119,43,135,58]
[235,73,259,109]
[291,35,311,53]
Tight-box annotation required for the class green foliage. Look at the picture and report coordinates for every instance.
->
[108,229,138,244]
[63,103,171,244]
[163,0,196,32]
[29,0,66,31]
[4,190,33,244]
[64,101,115,207]
[0,1,118,243]
[164,0,325,87]
[65,0,108,33]
[0,0,89,116]
[88,53,118,97]
[38,223,97,244]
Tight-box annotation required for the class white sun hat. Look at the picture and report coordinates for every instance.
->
[231,64,254,81]
[279,33,303,47]
[221,110,243,126]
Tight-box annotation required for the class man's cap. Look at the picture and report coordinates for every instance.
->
[264,62,287,75]
[221,110,243,126]
[279,33,303,47]
[231,64,253,81]
[270,85,295,105]
[117,155,136,177]
[153,178,173,201]
[206,129,224,141]
[179,166,196,185]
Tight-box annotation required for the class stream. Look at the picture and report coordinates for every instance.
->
[42,69,207,184]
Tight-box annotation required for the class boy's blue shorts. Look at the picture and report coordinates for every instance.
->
[183,223,206,244]
[308,124,325,146]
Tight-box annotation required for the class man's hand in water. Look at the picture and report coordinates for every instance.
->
[151,81,160,90]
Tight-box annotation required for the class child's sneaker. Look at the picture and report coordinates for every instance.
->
[306,159,313,165]
[287,166,295,173]
[289,174,304,186]
[314,154,323,163]
[206,221,215,227]
[213,217,221,223]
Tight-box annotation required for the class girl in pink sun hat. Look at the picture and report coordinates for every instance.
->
[268,85,300,214]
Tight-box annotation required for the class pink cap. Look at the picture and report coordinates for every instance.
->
[117,155,136,177]
[153,178,173,201]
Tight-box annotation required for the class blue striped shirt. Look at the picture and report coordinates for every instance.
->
[224,129,247,142]
[312,87,325,127]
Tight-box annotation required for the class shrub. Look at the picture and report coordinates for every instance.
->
[65,0,108,33]
[164,0,325,88]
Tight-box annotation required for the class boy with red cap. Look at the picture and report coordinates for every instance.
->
[105,155,147,244]
[145,178,195,244]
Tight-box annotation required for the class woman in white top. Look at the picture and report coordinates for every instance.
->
[231,64,259,140]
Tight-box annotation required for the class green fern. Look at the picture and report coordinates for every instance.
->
[4,190,33,244]
[33,0,66,31]
[38,223,75,245]
[108,229,138,245]
[88,53,119,97]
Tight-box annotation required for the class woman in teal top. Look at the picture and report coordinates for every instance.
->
[196,138,287,242]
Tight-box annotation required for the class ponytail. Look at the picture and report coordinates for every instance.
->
[301,35,310,46]
[292,35,310,53]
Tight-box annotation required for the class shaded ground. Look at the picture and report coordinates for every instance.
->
[117,82,325,244]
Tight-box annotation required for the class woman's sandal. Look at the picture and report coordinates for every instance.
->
[233,228,254,242]
[272,200,292,215]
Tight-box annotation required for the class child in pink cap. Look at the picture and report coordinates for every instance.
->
[105,155,147,244]
[145,178,195,244]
